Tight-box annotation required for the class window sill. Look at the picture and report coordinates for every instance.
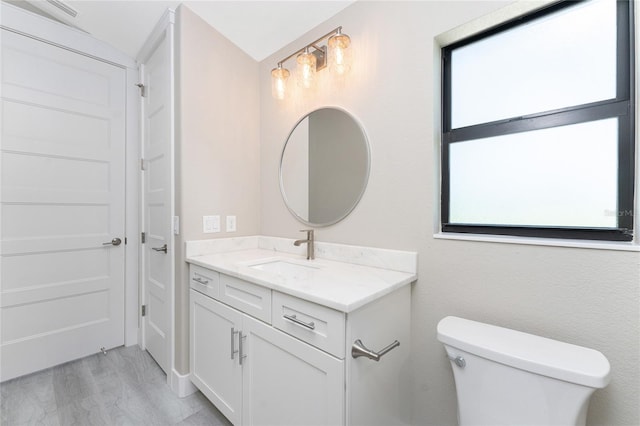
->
[433,232,640,252]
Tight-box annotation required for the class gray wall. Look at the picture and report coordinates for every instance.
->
[175,4,261,373]
[259,2,639,425]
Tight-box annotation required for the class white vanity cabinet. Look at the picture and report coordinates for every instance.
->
[190,289,243,424]
[189,263,412,426]
[240,313,344,426]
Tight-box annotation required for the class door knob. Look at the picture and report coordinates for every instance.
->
[152,244,168,253]
[102,238,122,246]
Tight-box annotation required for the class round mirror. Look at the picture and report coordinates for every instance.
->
[280,108,370,227]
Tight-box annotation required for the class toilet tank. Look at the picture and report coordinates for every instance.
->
[437,316,611,426]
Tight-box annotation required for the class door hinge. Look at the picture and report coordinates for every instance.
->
[141,232,146,244]
[141,305,146,317]
[136,83,146,97]
[140,158,145,171]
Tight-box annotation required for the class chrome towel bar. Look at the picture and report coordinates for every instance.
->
[351,339,400,361]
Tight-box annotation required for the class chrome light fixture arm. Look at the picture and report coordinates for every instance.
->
[276,26,344,68]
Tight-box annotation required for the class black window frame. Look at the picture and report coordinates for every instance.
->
[441,0,635,242]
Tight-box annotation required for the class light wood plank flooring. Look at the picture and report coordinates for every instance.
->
[0,345,231,426]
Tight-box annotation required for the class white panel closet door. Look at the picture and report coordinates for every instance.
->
[141,24,173,374]
[0,30,126,381]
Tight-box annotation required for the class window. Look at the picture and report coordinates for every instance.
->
[441,0,635,241]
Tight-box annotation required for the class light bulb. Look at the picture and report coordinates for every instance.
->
[328,30,351,75]
[271,65,290,100]
[296,48,316,89]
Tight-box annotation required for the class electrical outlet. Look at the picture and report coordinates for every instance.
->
[226,215,237,232]
[203,215,220,233]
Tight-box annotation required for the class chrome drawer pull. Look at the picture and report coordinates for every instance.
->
[351,339,400,362]
[239,331,247,365]
[283,313,315,330]
[230,327,239,360]
[193,277,209,285]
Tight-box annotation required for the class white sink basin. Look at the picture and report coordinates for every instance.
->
[250,259,319,277]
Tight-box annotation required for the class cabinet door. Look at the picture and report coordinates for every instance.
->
[241,315,344,426]
[190,290,242,425]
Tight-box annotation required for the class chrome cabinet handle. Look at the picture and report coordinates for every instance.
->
[238,331,247,365]
[152,244,167,253]
[102,238,122,246]
[283,313,315,330]
[230,327,239,360]
[193,277,209,285]
[351,339,400,362]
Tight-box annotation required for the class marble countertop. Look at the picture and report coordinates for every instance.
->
[186,248,417,313]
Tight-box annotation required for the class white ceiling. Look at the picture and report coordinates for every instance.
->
[18,0,354,61]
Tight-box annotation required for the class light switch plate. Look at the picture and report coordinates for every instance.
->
[173,216,180,235]
[203,215,220,233]
[226,215,237,232]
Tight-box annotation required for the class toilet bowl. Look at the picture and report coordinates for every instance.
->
[437,316,610,426]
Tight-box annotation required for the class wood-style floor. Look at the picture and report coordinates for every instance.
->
[0,345,231,426]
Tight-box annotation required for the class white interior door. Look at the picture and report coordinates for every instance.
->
[0,29,126,381]
[141,23,173,374]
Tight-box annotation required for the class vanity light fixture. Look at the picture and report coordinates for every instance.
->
[296,47,317,88]
[271,26,351,100]
[328,28,351,75]
[271,64,290,100]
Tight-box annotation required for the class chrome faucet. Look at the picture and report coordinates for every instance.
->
[294,229,315,260]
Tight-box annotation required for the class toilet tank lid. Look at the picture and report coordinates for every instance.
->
[437,316,611,389]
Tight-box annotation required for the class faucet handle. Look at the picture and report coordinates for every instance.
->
[300,229,313,236]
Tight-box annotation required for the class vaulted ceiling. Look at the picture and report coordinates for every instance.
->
[11,0,354,60]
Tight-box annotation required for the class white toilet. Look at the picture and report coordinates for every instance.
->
[437,316,611,426]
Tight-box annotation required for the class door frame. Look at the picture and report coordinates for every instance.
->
[136,9,177,393]
[0,2,140,347]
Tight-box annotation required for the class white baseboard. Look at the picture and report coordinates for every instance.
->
[170,368,197,397]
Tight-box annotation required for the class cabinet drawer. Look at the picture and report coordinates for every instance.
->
[272,291,346,358]
[190,265,219,299]
[219,274,271,324]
